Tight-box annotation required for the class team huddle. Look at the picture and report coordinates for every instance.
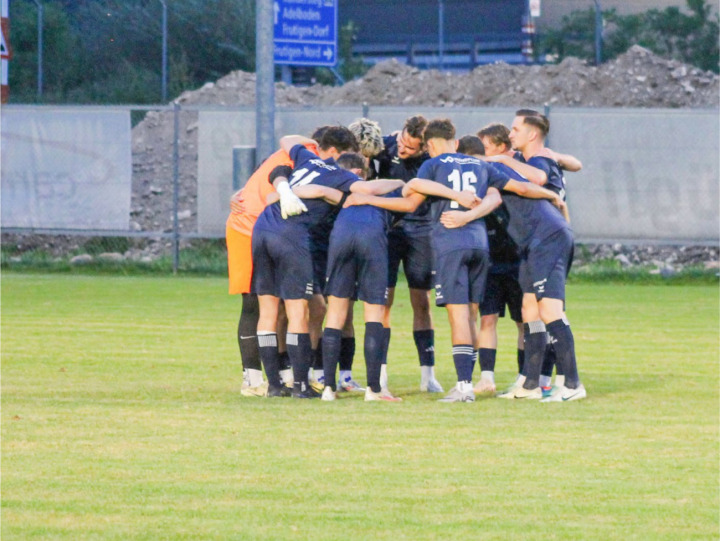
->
[226,110,587,403]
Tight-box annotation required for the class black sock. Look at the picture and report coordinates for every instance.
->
[479,348,497,372]
[541,343,556,379]
[522,321,547,389]
[413,329,435,367]
[257,332,281,387]
[365,322,385,393]
[339,337,356,371]
[381,327,391,365]
[321,328,342,391]
[278,351,291,371]
[546,319,579,389]
[452,344,474,383]
[287,333,312,390]
[238,294,261,371]
[517,348,525,374]
[312,338,323,371]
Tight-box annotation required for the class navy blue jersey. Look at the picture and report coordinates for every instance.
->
[491,162,569,250]
[514,151,566,199]
[417,153,510,255]
[254,145,359,234]
[371,134,432,234]
[333,187,404,234]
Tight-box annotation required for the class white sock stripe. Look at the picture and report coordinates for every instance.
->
[561,315,570,326]
[452,346,475,355]
[527,320,546,334]
[257,334,277,348]
[286,333,299,346]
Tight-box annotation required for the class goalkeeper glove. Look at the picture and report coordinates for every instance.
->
[276,181,308,219]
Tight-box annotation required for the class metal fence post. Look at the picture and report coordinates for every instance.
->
[544,103,551,148]
[32,0,43,100]
[256,0,275,164]
[233,146,257,191]
[159,0,168,102]
[437,0,444,70]
[172,101,180,274]
[593,0,603,66]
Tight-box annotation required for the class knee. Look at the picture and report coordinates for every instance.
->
[410,290,431,313]
[480,315,498,332]
[241,293,259,318]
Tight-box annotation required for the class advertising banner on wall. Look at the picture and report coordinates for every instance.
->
[1,108,133,230]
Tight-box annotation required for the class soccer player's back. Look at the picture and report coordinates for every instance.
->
[404,118,509,402]
[252,128,361,399]
[321,153,415,402]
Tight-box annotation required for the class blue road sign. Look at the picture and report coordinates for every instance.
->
[273,0,337,67]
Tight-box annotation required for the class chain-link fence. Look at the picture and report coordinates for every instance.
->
[2,104,718,271]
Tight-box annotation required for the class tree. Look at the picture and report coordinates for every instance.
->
[8,0,88,103]
[9,0,256,104]
[538,0,719,73]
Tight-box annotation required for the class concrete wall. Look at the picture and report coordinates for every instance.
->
[197,106,719,243]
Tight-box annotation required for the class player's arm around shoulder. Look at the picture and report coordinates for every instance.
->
[404,178,479,209]
[350,179,404,195]
[503,180,569,222]
[488,154,547,185]
[279,135,318,154]
[344,190,425,213]
[266,184,342,206]
[439,187,502,229]
[536,147,583,172]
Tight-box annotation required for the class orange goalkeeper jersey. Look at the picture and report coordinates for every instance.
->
[226,144,317,236]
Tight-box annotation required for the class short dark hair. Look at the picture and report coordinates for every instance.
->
[423,118,455,142]
[404,115,428,140]
[319,126,360,153]
[336,152,368,179]
[477,123,511,149]
[515,109,550,138]
[457,135,485,156]
[310,125,330,141]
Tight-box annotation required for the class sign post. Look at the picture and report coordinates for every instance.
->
[273,0,337,67]
[1,0,11,103]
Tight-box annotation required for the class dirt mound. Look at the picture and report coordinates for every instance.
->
[176,45,719,108]
[127,46,718,241]
[5,47,718,263]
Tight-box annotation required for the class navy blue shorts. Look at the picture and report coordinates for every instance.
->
[325,228,388,305]
[433,248,490,307]
[480,267,523,321]
[310,243,328,295]
[387,227,433,290]
[519,228,574,301]
[251,228,314,300]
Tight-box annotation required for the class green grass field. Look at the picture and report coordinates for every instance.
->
[2,272,718,540]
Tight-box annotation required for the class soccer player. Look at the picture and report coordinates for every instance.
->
[252,128,362,398]
[225,136,315,397]
[508,111,584,397]
[440,126,585,402]
[401,119,506,402]
[505,109,579,199]
[369,115,443,393]
[320,153,425,402]
[313,118,387,393]
[456,135,524,395]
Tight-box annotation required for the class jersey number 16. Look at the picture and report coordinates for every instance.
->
[448,170,477,208]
